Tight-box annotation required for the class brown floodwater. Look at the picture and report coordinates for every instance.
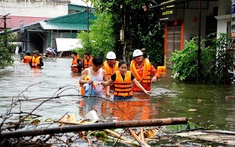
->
[1,55,235,133]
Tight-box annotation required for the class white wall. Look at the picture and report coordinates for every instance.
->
[0,0,69,18]
[215,0,231,35]
[183,1,218,41]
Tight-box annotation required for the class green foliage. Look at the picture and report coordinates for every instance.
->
[0,30,15,69]
[77,12,115,59]
[90,0,164,64]
[170,38,198,82]
[128,9,164,66]
[170,33,234,84]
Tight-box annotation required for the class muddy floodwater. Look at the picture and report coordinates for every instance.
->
[1,55,235,132]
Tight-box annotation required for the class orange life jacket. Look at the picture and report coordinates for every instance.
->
[130,58,151,91]
[71,55,82,73]
[31,56,42,68]
[102,61,119,79]
[80,75,91,95]
[113,71,133,97]
[23,55,32,63]
[83,56,93,69]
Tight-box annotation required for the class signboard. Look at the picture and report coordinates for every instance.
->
[159,0,176,21]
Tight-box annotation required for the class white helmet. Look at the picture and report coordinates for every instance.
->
[133,49,143,57]
[106,51,116,59]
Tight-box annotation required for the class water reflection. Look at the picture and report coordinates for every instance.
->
[1,55,235,132]
[101,98,153,121]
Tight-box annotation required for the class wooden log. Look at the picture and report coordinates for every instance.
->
[0,117,187,139]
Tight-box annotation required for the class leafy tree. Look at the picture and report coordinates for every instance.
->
[0,30,15,69]
[79,0,164,65]
[77,11,115,59]
[170,33,234,84]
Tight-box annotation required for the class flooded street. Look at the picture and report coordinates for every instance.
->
[1,55,235,132]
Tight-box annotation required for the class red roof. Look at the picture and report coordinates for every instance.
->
[0,16,49,29]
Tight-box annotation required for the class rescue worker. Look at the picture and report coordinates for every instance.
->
[102,51,119,91]
[70,51,83,73]
[29,50,44,68]
[83,52,93,69]
[23,51,32,63]
[100,60,151,100]
[130,49,159,92]
[79,56,109,97]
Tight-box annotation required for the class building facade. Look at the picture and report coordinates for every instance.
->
[157,0,231,67]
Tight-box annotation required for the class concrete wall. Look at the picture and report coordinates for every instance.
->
[215,0,231,35]
[183,1,218,41]
[0,0,69,18]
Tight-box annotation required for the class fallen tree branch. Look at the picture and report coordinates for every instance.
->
[0,117,187,139]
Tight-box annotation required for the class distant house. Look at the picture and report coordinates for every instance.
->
[1,1,95,55]
[6,5,95,56]
[0,0,69,30]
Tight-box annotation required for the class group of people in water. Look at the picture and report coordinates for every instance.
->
[71,49,160,100]
[20,48,159,100]
[21,50,44,68]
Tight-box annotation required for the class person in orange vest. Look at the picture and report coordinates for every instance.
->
[100,60,151,100]
[102,51,119,91]
[29,50,44,68]
[83,52,93,69]
[23,51,32,63]
[70,51,83,73]
[79,56,109,97]
[130,49,159,92]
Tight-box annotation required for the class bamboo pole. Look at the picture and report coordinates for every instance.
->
[0,117,187,139]
[104,129,127,140]
[140,127,145,141]
[128,128,150,147]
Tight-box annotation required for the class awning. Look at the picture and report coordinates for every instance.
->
[40,22,88,30]
[55,38,83,52]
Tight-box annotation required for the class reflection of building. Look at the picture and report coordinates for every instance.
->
[151,0,231,68]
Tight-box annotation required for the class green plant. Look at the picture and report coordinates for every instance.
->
[0,30,16,68]
[76,12,115,59]
[170,33,234,84]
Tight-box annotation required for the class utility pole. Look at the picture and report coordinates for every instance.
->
[87,2,89,44]
[82,0,90,44]
[197,0,202,84]
[86,1,89,33]
[1,13,11,48]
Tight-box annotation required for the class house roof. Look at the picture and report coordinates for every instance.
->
[40,11,95,30]
[0,10,96,34]
[0,16,48,29]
